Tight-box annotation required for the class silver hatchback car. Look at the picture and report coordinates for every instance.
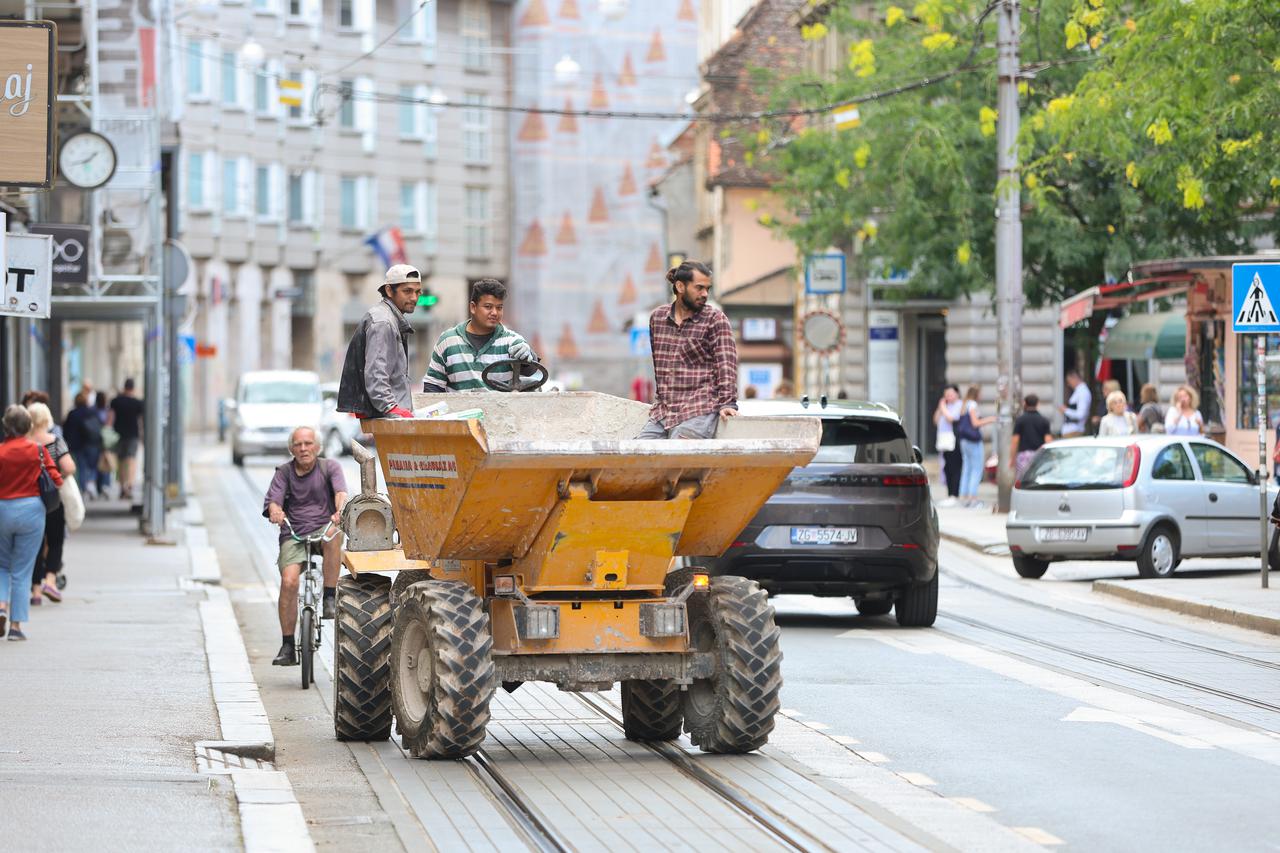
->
[1007,435,1278,579]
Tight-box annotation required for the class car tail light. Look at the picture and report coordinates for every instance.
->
[1122,444,1141,488]
[882,474,929,486]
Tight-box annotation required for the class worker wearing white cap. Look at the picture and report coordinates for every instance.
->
[337,264,422,419]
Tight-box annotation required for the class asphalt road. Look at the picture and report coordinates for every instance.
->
[219,449,1280,851]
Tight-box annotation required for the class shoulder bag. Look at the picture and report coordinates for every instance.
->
[37,444,62,513]
[954,405,982,442]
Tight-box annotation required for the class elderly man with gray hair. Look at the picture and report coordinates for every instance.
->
[263,426,347,667]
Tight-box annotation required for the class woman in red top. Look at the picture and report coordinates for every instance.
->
[0,404,62,640]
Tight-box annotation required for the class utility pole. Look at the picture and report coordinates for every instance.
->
[994,0,1023,513]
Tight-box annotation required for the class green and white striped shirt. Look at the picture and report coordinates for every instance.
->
[421,322,536,392]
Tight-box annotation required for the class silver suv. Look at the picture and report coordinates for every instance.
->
[1008,435,1278,578]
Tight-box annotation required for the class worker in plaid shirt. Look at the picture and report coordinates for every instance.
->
[636,260,739,439]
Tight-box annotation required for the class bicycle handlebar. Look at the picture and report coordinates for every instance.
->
[281,517,340,543]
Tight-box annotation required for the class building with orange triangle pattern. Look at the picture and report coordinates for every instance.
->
[619,273,637,304]
[558,0,580,20]
[555,211,576,245]
[618,163,637,196]
[518,111,548,142]
[646,139,665,169]
[519,0,550,27]
[556,97,578,134]
[646,29,666,63]
[618,53,636,87]
[557,324,579,360]
[519,220,547,256]
[589,74,609,110]
[588,187,608,222]
[645,242,662,273]
[587,299,610,334]
[677,0,696,22]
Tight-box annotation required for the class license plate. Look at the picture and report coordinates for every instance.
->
[791,527,857,545]
[1039,526,1088,542]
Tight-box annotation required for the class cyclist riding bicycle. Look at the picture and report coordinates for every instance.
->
[263,426,348,667]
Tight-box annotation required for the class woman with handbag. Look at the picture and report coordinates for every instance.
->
[27,402,77,606]
[933,385,964,506]
[957,385,996,509]
[0,405,63,641]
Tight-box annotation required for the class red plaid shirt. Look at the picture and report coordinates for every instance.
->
[648,302,739,428]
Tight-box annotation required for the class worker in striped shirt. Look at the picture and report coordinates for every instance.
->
[422,279,538,392]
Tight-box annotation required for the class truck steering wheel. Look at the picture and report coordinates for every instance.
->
[480,359,550,393]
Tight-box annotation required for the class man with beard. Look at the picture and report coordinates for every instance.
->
[636,260,739,439]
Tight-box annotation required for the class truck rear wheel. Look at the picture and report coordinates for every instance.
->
[391,581,496,759]
[390,569,432,607]
[682,576,782,754]
[334,574,394,741]
[621,680,683,741]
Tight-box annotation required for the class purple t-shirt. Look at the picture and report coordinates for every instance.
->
[264,459,347,542]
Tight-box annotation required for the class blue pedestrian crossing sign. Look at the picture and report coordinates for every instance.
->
[1232,264,1280,333]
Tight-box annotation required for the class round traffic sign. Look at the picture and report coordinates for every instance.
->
[801,310,844,354]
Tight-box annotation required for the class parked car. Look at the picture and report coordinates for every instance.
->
[1007,434,1279,579]
[227,370,323,466]
[701,399,940,627]
[319,382,369,458]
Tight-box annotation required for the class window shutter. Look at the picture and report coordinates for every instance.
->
[423,181,437,253]
[355,0,375,50]
[301,69,317,119]
[356,76,376,153]
[239,156,255,216]
[266,60,281,117]
[302,0,322,42]
[422,2,437,63]
[207,153,221,230]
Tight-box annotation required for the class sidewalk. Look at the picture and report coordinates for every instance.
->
[0,498,307,851]
[922,457,1280,636]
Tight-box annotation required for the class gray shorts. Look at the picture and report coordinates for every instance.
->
[635,412,719,440]
[117,436,140,459]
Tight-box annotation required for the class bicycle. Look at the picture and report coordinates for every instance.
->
[282,517,339,689]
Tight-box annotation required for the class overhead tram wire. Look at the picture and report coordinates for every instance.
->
[328,0,433,76]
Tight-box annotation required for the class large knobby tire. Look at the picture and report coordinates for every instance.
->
[1012,555,1049,579]
[300,608,315,689]
[334,574,394,741]
[390,569,433,608]
[855,598,893,617]
[682,575,782,754]
[1137,524,1179,579]
[391,581,496,759]
[621,680,683,741]
[895,571,938,627]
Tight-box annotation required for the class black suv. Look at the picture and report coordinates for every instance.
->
[703,400,939,626]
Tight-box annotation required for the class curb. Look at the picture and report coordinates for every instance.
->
[939,528,1010,557]
[1093,580,1280,636]
[187,497,316,853]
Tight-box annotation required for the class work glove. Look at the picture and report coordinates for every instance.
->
[509,340,534,362]
[388,407,414,419]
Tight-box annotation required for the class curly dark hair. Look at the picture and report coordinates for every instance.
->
[666,260,711,294]
[470,278,507,303]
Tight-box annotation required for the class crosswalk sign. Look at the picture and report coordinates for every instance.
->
[1232,264,1280,333]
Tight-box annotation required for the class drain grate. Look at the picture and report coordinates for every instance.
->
[195,741,276,774]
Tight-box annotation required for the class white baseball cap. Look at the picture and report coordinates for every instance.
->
[382,264,421,288]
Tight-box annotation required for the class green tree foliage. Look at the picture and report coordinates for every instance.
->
[750,0,1261,306]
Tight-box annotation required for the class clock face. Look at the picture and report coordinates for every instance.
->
[59,132,117,189]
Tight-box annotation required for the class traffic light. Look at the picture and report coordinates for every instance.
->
[417,289,438,309]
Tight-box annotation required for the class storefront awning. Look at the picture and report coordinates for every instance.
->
[1102,311,1186,360]
[1058,274,1196,328]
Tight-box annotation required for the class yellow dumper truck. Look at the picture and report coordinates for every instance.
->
[334,390,819,759]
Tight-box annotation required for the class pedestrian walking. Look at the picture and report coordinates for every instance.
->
[63,392,103,499]
[337,264,421,419]
[0,404,62,641]
[956,385,995,508]
[108,379,144,501]
[1010,394,1053,479]
[933,385,963,505]
[1136,383,1166,434]
[27,402,75,606]
[421,279,538,392]
[635,260,738,439]
[93,391,113,496]
[1098,390,1138,436]
[1059,370,1092,437]
[1165,385,1204,436]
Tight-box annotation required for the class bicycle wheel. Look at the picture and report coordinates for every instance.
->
[300,608,315,690]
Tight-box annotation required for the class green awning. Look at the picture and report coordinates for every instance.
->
[1102,311,1186,361]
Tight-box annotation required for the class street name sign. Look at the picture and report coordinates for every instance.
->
[1231,263,1280,333]
[0,231,52,318]
[805,253,846,294]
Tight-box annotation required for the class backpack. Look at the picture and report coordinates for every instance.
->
[337,314,376,418]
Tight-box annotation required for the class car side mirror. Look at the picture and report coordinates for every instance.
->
[912,446,924,464]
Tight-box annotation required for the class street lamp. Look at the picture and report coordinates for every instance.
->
[554,54,581,85]
[600,0,629,20]
[239,40,265,69]
[427,87,448,106]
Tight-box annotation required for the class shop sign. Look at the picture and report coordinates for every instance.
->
[0,231,53,319]
[0,21,55,188]
[29,224,89,285]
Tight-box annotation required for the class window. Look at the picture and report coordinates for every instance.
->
[222,158,240,214]
[398,84,419,138]
[399,182,418,232]
[252,0,277,12]
[399,0,438,61]
[338,0,354,28]
[1238,332,1280,429]
[188,152,206,209]
[288,173,305,223]
[340,177,357,228]
[186,40,208,100]
[461,0,490,70]
[1190,443,1252,484]
[255,166,271,218]
[1020,446,1128,490]
[463,93,490,164]
[221,51,239,105]
[254,70,270,114]
[284,68,306,121]
[340,176,371,230]
[812,419,912,465]
[1151,444,1195,481]
[289,0,303,15]
[465,186,489,257]
[338,78,356,129]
